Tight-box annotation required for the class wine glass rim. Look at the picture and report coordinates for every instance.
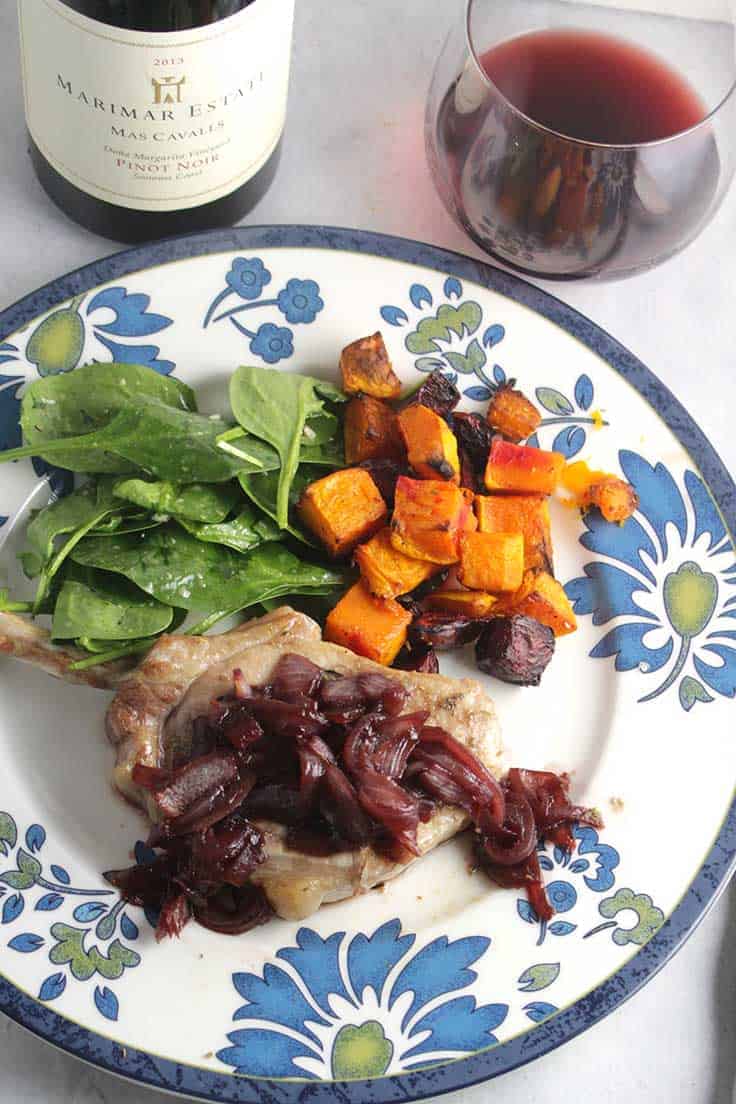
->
[464,0,736,151]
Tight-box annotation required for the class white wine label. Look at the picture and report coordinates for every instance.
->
[18,0,294,211]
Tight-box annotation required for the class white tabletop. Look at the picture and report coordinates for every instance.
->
[1,2,735,1102]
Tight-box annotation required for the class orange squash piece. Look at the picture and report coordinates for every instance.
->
[458,531,524,593]
[397,404,460,482]
[390,476,472,564]
[485,438,565,495]
[487,384,541,442]
[325,581,412,665]
[475,493,553,572]
[340,332,401,399]
[590,479,639,523]
[491,569,538,617]
[503,571,577,636]
[426,589,497,618]
[561,462,638,523]
[344,395,404,465]
[298,468,387,558]
[356,528,441,599]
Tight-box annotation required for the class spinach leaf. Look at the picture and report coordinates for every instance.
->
[238,467,316,545]
[90,514,161,537]
[18,363,195,473]
[2,397,278,482]
[221,418,343,468]
[228,366,328,528]
[101,400,278,482]
[178,506,281,554]
[113,478,239,523]
[299,410,344,466]
[71,524,345,613]
[52,573,174,641]
[75,635,157,653]
[22,483,113,577]
[69,638,157,670]
[73,605,186,655]
[303,411,339,445]
[299,436,344,467]
[20,480,121,611]
[184,580,342,637]
[314,380,348,404]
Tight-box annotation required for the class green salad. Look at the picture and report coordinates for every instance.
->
[0,361,349,668]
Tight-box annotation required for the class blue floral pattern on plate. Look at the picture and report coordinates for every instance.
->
[566,450,736,709]
[217,919,508,1079]
[203,258,324,362]
[380,277,603,458]
[0,812,141,1022]
[0,284,174,526]
[215,821,663,1078]
[516,826,662,948]
[0,288,174,380]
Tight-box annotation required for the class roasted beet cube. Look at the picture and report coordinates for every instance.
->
[409,612,484,651]
[453,412,494,473]
[358,458,404,508]
[394,644,440,674]
[407,370,460,417]
[475,615,554,686]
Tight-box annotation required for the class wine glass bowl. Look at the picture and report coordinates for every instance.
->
[426,0,736,279]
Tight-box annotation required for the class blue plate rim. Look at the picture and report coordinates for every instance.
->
[0,224,734,1103]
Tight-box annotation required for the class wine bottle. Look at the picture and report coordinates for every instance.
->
[17,1,295,242]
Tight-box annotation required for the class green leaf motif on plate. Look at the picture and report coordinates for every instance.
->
[49,924,140,981]
[517,963,561,993]
[535,387,574,416]
[0,813,18,857]
[331,1021,394,1079]
[405,302,482,355]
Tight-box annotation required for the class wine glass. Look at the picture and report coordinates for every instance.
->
[426,0,736,279]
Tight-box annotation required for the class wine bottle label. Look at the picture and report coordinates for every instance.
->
[18,0,294,212]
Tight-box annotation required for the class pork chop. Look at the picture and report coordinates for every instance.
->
[1,605,504,922]
[106,607,504,920]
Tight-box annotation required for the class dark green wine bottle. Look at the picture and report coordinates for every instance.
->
[18,0,294,242]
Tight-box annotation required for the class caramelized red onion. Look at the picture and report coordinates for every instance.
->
[133,750,239,819]
[410,726,506,826]
[108,653,601,938]
[193,885,273,935]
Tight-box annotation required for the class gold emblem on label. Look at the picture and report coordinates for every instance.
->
[151,75,186,105]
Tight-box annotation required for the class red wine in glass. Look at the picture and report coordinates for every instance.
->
[436,29,719,278]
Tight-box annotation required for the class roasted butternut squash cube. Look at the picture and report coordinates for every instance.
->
[344,395,404,465]
[485,438,565,495]
[475,493,553,572]
[491,569,538,617]
[390,476,471,564]
[561,462,638,523]
[427,589,497,617]
[397,403,460,482]
[340,332,401,399]
[458,531,524,593]
[487,384,541,442]
[325,581,412,665]
[590,478,639,523]
[504,571,577,636]
[356,527,441,599]
[298,468,387,557]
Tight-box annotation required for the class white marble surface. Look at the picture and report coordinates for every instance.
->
[1,1,735,1101]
